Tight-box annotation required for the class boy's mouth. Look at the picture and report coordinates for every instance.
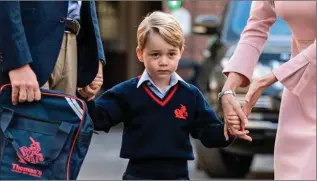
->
[157,70,170,74]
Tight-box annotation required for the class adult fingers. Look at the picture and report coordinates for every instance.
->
[26,87,35,102]
[234,104,248,130]
[227,120,240,125]
[222,100,239,123]
[11,83,19,105]
[228,115,239,121]
[90,85,99,89]
[90,79,103,88]
[84,86,96,96]
[34,87,41,101]
[18,83,27,103]
[78,89,89,98]
[232,124,241,130]
[92,80,103,87]
[239,134,252,142]
[96,74,103,79]
[228,127,249,136]
[26,82,39,102]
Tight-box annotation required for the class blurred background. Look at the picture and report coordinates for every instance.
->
[79,0,292,179]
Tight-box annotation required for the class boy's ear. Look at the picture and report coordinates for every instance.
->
[180,47,184,55]
[136,47,144,62]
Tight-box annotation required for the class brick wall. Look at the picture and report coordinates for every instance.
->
[163,0,228,63]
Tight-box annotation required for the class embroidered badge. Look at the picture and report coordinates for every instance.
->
[18,137,44,164]
[12,137,44,178]
[174,104,188,120]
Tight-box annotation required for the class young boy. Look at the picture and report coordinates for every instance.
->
[80,11,247,180]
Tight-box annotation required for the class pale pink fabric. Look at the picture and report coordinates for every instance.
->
[223,1,316,180]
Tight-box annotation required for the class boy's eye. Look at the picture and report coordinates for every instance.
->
[151,53,160,57]
[169,52,176,56]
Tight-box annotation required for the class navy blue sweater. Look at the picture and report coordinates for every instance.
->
[87,77,234,160]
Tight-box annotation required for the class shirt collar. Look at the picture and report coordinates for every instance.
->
[137,69,189,88]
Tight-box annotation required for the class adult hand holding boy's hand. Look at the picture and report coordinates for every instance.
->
[78,61,103,101]
[221,94,252,142]
[224,121,251,141]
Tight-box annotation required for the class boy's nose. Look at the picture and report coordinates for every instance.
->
[159,57,168,66]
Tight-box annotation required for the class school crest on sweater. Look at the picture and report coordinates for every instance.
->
[174,104,188,120]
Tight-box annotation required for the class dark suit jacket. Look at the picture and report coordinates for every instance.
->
[0,1,105,87]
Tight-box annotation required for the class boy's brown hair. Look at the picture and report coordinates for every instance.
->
[137,11,185,51]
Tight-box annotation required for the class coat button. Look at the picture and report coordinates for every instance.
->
[60,17,65,23]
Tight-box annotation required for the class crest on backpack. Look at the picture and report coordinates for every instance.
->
[17,137,44,164]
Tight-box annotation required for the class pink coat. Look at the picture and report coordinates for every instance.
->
[223,1,316,180]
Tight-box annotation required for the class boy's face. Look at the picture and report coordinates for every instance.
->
[136,32,183,81]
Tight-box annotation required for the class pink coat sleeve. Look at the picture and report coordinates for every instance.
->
[222,1,277,87]
[272,40,316,96]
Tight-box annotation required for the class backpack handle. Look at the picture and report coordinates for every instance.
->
[0,107,73,166]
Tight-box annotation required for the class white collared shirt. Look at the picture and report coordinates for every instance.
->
[68,1,82,20]
[137,70,189,99]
